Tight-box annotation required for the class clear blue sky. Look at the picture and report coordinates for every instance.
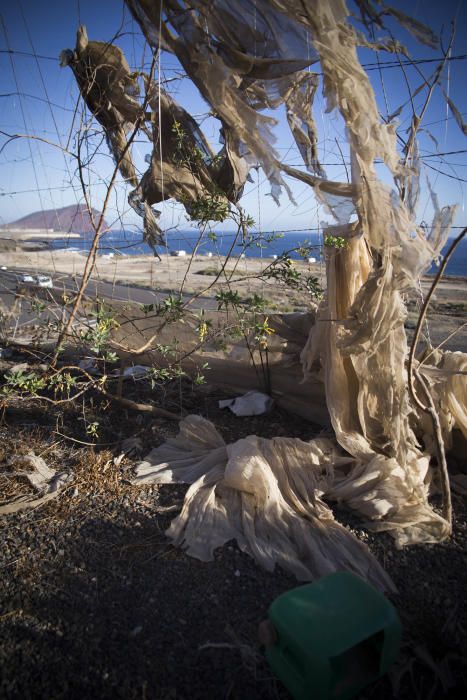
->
[0,0,466,236]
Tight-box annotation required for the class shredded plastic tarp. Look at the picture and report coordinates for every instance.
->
[56,0,467,585]
[0,452,70,515]
[124,0,343,203]
[135,414,397,591]
[124,0,467,587]
[219,390,274,416]
[133,87,251,217]
[60,26,164,249]
[418,350,467,453]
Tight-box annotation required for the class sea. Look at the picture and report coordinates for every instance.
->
[50,229,467,277]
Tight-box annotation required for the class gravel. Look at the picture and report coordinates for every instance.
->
[0,396,466,699]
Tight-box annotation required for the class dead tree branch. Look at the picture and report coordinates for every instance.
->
[408,227,466,529]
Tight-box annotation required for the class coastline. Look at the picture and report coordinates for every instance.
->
[0,229,81,240]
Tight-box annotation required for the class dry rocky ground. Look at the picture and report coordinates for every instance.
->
[0,366,466,700]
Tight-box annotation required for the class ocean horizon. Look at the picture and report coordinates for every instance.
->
[50,229,467,278]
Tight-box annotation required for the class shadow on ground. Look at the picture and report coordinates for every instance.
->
[1,503,296,700]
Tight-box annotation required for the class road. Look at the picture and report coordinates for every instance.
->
[0,266,217,331]
[1,265,465,351]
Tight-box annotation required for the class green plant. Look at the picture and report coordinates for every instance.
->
[264,256,301,288]
[264,256,323,299]
[48,371,77,397]
[242,214,256,229]
[185,192,230,224]
[2,369,47,396]
[193,362,210,385]
[160,295,184,321]
[31,299,47,313]
[244,294,267,312]
[148,365,185,388]
[155,342,179,357]
[254,317,275,350]
[81,301,119,353]
[140,303,155,314]
[216,290,241,311]
[171,121,230,225]
[324,234,348,249]
[103,351,118,363]
[172,120,206,170]
[85,420,100,438]
[303,275,323,298]
[296,241,314,259]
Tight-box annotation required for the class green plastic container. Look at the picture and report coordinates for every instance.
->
[265,571,402,700]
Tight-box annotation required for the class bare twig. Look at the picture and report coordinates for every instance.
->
[408,228,466,404]
[421,322,467,364]
[53,430,121,447]
[400,28,456,201]
[407,227,466,529]
[53,56,158,358]
[62,364,182,420]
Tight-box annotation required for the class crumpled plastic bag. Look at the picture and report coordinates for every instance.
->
[134,415,396,592]
[79,358,99,374]
[10,452,56,491]
[219,390,274,416]
[122,365,150,379]
[0,452,71,515]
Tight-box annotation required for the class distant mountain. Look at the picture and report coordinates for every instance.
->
[3,204,109,234]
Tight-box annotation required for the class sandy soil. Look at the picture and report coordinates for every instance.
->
[1,249,326,310]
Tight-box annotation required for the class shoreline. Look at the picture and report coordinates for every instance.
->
[2,247,466,280]
[0,230,81,240]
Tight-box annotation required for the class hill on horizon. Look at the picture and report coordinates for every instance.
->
[3,204,109,234]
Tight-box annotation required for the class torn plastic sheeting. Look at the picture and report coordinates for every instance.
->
[119,0,465,580]
[417,350,467,453]
[122,365,150,379]
[60,26,163,249]
[134,87,253,219]
[0,452,71,515]
[219,390,274,416]
[79,358,99,374]
[78,361,150,380]
[125,0,331,202]
[134,415,396,592]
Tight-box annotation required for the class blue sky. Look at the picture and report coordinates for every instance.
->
[0,0,466,237]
